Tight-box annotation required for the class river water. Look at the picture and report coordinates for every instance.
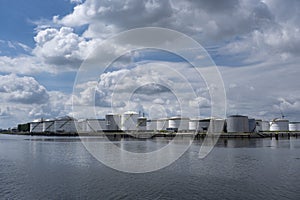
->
[0,134,299,199]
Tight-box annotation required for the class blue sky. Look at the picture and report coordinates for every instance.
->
[0,0,300,128]
[0,0,74,47]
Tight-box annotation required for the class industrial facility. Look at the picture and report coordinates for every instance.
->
[16,112,300,135]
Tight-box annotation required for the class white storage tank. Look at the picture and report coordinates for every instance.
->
[208,118,225,133]
[77,119,87,133]
[86,119,106,132]
[180,118,189,131]
[188,118,210,132]
[157,118,168,131]
[43,119,55,133]
[121,111,139,131]
[54,116,77,133]
[189,118,201,131]
[169,117,180,130]
[289,122,300,131]
[138,117,147,131]
[262,121,270,131]
[106,113,121,131]
[226,115,249,133]
[30,119,43,133]
[147,120,157,131]
[168,117,189,131]
[269,119,289,131]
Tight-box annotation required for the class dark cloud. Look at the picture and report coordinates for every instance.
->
[134,83,171,95]
[188,0,239,13]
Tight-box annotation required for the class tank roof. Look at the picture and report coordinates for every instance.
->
[55,116,75,121]
[169,116,189,120]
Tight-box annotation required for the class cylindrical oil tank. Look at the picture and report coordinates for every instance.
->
[106,113,121,131]
[269,119,289,131]
[157,118,168,131]
[43,119,55,132]
[138,117,147,131]
[30,119,43,133]
[297,123,300,131]
[226,115,249,133]
[121,111,139,131]
[168,117,189,131]
[147,120,157,131]
[208,118,225,133]
[262,121,270,131]
[248,118,256,133]
[189,118,200,131]
[289,122,300,131]
[179,118,189,131]
[168,117,181,131]
[77,119,87,133]
[54,116,77,133]
[289,123,297,131]
[86,119,106,132]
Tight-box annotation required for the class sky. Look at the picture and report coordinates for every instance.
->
[0,0,300,128]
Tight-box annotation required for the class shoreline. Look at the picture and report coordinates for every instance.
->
[1,131,300,139]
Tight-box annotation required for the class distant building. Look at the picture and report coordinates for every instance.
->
[18,123,30,132]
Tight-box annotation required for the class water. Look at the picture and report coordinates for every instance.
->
[0,134,300,199]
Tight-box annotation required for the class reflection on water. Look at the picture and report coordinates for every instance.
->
[0,134,300,199]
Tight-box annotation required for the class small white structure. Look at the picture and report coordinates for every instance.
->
[269,119,289,131]
[157,118,168,131]
[43,119,55,133]
[54,116,77,133]
[121,111,139,131]
[289,122,300,131]
[30,119,43,133]
[106,113,121,131]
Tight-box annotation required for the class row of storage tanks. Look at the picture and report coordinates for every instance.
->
[24,113,300,133]
[225,115,300,132]
[27,112,147,133]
